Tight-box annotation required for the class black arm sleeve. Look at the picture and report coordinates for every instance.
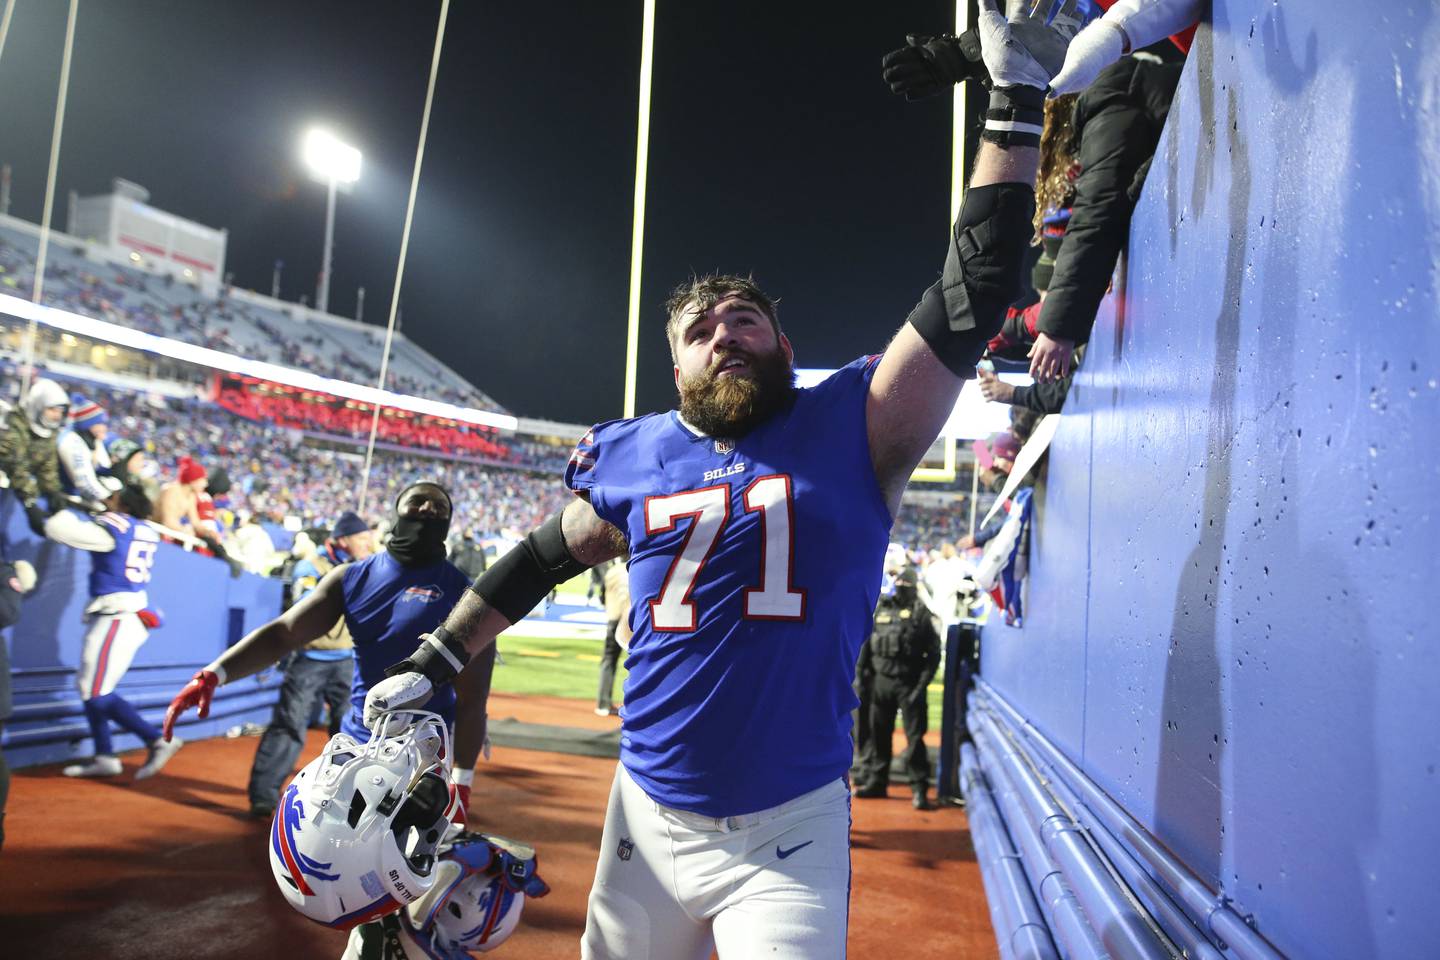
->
[469,512,588,624]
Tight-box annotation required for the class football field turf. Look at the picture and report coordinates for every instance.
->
[492,632,629,701]
[492,630,947,730]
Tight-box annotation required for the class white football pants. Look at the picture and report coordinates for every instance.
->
[75,612,149,699]
[581,764,852,960]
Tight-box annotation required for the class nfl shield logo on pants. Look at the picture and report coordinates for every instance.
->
[617,837,634,861]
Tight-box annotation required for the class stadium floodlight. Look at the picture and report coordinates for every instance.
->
[302,128,362,184]
[301,128,362,315]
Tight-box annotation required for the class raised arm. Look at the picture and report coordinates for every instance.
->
[867,0,1073,514]
[162,565,350,739]
[364,495,627,726]
[42,510,117,552]
[868,142,1041,516]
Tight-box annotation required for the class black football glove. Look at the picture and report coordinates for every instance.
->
[23,500,52,537]
[881,31,990,101]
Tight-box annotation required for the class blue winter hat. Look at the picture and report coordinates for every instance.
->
[331,511,369,540]
[70,394,108,431]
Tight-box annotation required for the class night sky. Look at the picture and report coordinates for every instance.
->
[0,0,962,424]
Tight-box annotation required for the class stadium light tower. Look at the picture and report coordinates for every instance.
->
[301,128,362,315]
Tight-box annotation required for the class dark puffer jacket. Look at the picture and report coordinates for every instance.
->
[1038,55,1182,344]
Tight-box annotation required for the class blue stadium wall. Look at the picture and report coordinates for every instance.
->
[969,2,1439,958]
[1,496,283,768]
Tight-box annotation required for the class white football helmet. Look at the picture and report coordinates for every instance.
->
[269,711,457,929]
[405,834,549,954]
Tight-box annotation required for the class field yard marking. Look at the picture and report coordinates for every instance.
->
[512,649,564,659]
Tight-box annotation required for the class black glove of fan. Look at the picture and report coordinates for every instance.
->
[881,31,989,101]
[24,500,49,537]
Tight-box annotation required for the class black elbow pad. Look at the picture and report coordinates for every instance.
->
[470,512,589,623]
[908,182,1035,377]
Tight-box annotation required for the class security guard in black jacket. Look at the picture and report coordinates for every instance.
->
[854,567,942,809]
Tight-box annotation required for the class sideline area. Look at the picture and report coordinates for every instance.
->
[500,590,949,731]
[0,716,995,958]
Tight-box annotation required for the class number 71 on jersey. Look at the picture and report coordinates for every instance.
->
[643,474,806,631]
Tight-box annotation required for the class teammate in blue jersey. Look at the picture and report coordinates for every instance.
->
[163,482,497,826]
[369,5,1073,955]
[44,480,183,780]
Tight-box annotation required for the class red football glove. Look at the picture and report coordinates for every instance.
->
[137,609,163,629]
[163,669,219,742]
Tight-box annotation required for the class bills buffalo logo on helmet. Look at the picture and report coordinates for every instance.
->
[272,784,341,896]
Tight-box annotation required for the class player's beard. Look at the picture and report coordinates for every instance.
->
[677,345,795,439]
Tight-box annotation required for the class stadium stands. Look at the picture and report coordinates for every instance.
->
[0,219,500,411]
[30,372,570,537]
[39,367,960,550]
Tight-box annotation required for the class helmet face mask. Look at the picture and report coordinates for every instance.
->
[269,711,455,929]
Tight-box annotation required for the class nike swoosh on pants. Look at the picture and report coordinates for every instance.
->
[776,840,813,860]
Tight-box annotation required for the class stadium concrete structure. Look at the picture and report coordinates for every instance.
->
[2,1,1437,957]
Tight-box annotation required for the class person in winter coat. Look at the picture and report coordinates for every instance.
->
[1026,52,1183,381]
[0,378,68,535]
[57,394,112,505]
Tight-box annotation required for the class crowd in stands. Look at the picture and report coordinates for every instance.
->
[53,378,570,538]
[892,498,973,554]
[215,381,512,461]
[0,364,975,581]
[0,230,502,413]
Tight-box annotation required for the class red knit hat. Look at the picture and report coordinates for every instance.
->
[177,457,206,485]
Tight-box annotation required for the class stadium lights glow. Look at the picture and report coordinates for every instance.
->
[301,128,362,184]
[0,292,518,431]
[302,128,362,314]
[794,367,1028,442]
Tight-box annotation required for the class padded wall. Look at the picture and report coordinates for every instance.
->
[979,2,1440,957]
[1,496,284,768]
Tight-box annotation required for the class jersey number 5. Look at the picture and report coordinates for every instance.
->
[644,474,806,631]
[125,540,158,584]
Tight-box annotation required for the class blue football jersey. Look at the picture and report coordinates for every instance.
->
[565,356,893,816]
[89,512,160,599]
[338,550,471,740]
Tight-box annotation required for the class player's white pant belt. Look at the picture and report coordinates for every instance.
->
[636,773,848,834]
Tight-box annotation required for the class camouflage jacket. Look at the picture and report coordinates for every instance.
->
[0,408,61,505]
